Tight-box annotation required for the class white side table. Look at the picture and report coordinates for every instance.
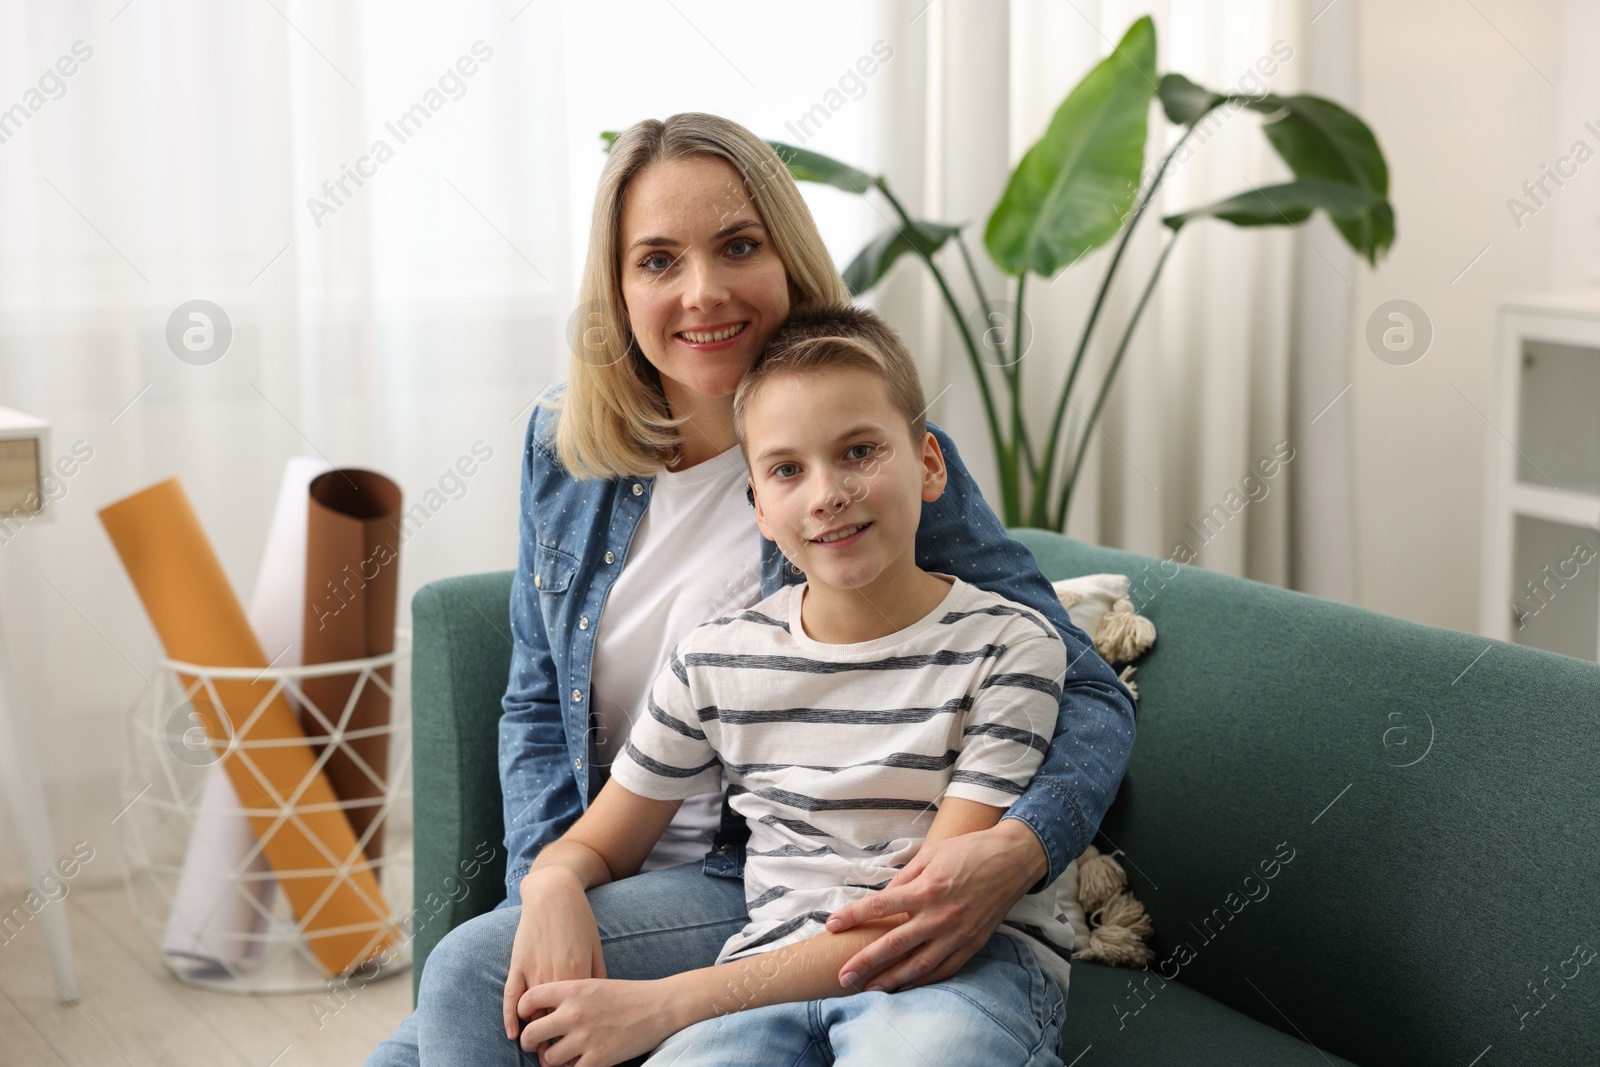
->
[0,405,78,1001]
[1481,295,1600,661]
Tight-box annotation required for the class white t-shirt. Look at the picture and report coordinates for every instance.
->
[609,574,1075,995]
[588,441,763,871]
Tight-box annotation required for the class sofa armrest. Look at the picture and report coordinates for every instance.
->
[409,570,516,1003]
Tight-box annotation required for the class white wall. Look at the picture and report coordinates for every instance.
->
[1349,0,1592,632]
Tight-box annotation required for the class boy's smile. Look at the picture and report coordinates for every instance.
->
[743,365,950,642]
[808,520,872,547]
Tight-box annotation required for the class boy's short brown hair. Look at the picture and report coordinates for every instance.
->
[732,305,927,447]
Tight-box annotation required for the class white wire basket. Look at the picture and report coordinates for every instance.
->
[117,632,414,995]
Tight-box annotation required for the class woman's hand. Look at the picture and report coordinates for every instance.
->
[823,819,1048,992]
[503,869,608,1058]
[516,977,681,1067]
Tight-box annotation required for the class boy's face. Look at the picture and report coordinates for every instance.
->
[744,366,946,592]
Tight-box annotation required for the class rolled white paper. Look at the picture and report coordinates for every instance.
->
[159,456,332,976]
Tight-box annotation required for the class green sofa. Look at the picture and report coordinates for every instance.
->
[407,530,1600,1065]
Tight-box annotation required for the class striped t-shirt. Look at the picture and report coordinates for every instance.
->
[609,572,1075,988]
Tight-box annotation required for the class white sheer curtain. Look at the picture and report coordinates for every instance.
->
[0,0,1355,888]
[868,0,1358,595]
[0,0,885,888]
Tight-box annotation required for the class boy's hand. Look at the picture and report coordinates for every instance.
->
[503,869,607,1058]
[516,977,681,1067]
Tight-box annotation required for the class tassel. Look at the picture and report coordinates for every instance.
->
[1090,890,1154,938]
[1074,848,1157,969]
[1095,596,1156,663]
[1079,891,1156,968]
[1118,664,1139,701]
[1075,845,1128,912]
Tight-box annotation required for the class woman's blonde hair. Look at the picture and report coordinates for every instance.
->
[545,112,852,480]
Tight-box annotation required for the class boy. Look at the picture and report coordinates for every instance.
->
[510,306,1073,1067]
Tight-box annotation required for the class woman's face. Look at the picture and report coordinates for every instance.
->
[618,156,792,409]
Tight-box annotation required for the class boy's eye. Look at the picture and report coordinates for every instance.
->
[846,443,876,460]
[772,462,799,479]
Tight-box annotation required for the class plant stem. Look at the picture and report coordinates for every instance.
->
[1012,272,1030,516]
[1029,115,1210,529]
[875,181,1018,519]
[957,234,1037,484]
[1055,232,1179,530]
[954,232,999,358]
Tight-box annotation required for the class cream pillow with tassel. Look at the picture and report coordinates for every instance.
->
[1052,573,1156,697]
[1049,574,1158,966]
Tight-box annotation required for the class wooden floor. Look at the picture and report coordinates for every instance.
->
[0,883,412,1067]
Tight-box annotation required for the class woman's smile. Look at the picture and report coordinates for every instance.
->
[675,321,749,348]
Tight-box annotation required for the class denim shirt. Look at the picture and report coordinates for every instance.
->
[498,383,1136,904]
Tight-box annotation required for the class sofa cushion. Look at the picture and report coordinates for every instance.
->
[409,570,515,1000]
[1062,960,1359,1064]
[1014,530,1600,1067]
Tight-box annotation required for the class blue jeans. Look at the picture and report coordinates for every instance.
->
[364,863,750,1067]
[644,930,1064,1066]
[364,863,1065,1066]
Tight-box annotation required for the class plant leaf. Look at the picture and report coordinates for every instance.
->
[985,16,1158,278]
[765,141,879,195]
[1158,73,1224,125]
[1238,94,1394,263]
[1163,179,1380,231]
[841,220,963,296]
[600,130,619,152]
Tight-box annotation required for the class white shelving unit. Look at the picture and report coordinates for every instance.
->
[1482,294,1600,661]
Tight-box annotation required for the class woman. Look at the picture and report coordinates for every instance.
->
[365,112,1135,1067]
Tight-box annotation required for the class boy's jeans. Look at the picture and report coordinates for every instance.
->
[644,928,1065,1066]
[362,863,1064,1066]
[365,863,754,1067]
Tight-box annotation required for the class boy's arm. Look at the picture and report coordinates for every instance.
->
[518,912,915,1060]
[505,777,682,1052]
[520,777,684,895]
[532,637,723,895]
[521,642,719,895]
[655,915,907,1025]
[920,795,1007,846]
[508,642,716,1046]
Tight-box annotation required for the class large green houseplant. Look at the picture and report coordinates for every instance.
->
[606,16,1394,530]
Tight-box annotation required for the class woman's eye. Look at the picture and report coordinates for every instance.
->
[728,238,760,257]
[639,252,674,273]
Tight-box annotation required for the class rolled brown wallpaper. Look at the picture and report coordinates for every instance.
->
[300,469,402,862]
[99,478,396,977]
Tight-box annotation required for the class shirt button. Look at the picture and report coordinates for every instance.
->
[578,616,589,629]
[572,689,583,702]
[574,757,583,770]
[534,574,541,588]
[604,551,615,564]
[632,483,643,496]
